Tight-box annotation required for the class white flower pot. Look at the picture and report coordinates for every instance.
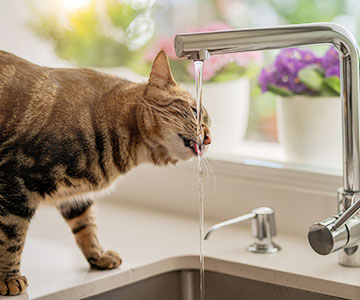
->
[182,78,250,154]
[277,95,342,169]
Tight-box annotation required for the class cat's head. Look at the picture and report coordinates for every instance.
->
[141,50,211,164]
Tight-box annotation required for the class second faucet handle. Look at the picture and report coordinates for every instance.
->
[204,207,281,254]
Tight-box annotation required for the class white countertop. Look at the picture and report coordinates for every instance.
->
[2,201,359,300]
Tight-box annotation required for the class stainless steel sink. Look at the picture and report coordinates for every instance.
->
[82,269,348,300]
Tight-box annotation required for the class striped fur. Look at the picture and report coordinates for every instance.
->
[0,50,211,295]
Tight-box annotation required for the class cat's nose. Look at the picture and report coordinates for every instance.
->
[203,129,211,145]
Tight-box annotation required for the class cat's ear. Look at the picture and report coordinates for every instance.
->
[149,50,176,88]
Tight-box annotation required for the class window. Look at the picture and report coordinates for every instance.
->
[4,0,358,173]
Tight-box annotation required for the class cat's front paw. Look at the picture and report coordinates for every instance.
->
[0,275,28,296]
[88,250,122,270]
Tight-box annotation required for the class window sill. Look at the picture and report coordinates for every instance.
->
[199,140,343,196]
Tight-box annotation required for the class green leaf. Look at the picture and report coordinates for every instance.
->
[243,64,262,79]
[324,76,341,95]
[298,65,324,91]
[267,84,294,96]
[107,0,141,29]
[209,62,244,82]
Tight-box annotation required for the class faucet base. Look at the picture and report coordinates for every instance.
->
[337,189,360,267]
[338,244,360,267]
[307,189,360,265]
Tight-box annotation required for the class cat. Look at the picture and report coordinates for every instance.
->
[0,49,211,296]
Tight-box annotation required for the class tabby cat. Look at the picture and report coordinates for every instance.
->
[0,50,211,296]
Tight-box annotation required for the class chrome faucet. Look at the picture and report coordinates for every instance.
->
[174,23,360,267]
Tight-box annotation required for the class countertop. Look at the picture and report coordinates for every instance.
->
[2,201,360,300]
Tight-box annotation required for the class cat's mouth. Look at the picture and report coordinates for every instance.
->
[178,134,203,156]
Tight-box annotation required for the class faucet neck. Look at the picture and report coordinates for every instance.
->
[175,22,360,191]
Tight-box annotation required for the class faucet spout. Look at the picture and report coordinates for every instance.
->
[175,22,360,266]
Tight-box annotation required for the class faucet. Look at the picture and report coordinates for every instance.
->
[174,22,360,267]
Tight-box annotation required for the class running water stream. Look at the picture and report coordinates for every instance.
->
[194,60,205,300]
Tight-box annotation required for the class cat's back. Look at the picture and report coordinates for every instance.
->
[0,50,63,111]
[0,50,123,147]
[0,50,46,94]
[0,50,51,141]
[0,50,119,105]
[0,50,34,69]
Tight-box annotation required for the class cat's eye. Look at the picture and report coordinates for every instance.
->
[191,107,198,118]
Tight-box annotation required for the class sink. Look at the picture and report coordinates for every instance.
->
[82,269,348,300]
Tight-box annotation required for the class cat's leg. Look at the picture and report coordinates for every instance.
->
[57,199,122,270]
[0,195,38,296]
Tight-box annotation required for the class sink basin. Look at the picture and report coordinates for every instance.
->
[82,269,348,300]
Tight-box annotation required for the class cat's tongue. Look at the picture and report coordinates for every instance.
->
[194,143,203,156]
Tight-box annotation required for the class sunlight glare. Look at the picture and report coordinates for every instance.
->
[63,0,91,11]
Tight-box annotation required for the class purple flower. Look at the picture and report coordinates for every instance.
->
[258,46,340,96]
[321,47,340,78]
[326,64,340,78]
[274,48,319,73]
[258,68,274,92]
[321,47,339,71]
[263,48,318,93]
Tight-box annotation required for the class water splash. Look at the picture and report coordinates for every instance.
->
[194,60,205,300]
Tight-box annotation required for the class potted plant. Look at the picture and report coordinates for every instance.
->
[258,47,341,169]
[145,23,263,153]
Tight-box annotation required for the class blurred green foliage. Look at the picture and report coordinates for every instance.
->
[107,1,140,29]
[29,0,148,67]
[269,0,346,24]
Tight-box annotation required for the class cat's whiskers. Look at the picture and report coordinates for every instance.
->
[202,155,217,196]
[184,160,202,208]
[171,106,190,119]
[139,99,199,138]
[136,98,183,128]
[139,95,196,123]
